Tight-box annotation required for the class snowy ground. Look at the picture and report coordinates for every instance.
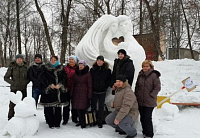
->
[0,59,200,138]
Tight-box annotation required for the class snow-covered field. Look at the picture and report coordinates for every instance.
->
[0,59,200,138]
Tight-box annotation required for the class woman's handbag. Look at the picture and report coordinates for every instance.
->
[85,110,97,126]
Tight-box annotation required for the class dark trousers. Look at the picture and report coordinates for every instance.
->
[77,109,86,126]
[8,89,27,120]
[91,92,106,124]
[32,88,41,107]
[45,107,62,127]
[63,93,78,122]
[139,105,154,137]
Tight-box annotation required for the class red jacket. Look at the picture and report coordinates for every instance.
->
[64,64,77,92]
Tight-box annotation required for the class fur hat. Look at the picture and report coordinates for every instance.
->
[34,54,42,60]
[78,60,87,66]
[97,55,104,61]
[116,74,126,82]
[117,49,127,56]
[15,54,24,60]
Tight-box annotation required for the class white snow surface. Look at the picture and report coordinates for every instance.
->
[0,59,200,138]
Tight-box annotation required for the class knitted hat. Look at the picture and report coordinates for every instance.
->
[34,54,42,60]
[69,55,78,63]
[96,55,104,61]
[116,74,126,82]
[78,60,87,66]
[15,54,24,60]
[117,49,127,56]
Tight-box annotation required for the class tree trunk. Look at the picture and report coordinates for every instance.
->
[121,0,125,15]
[104,0,111,14]
[0,40,4,67]
[34,0,55,56]
[16,0,22,54]
[60,0,72,64]
[139,0,143,45]
[143,0,165,60]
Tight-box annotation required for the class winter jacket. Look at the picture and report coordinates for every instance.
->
[64,64,77,92]
[71,66,92,110]
[40,63,68,107]
[28,62,45,89]
[111,55,135,86]
[114,81,139,122]
[135,69,161,107]
[90,61,111,93]
[4,61,29,91]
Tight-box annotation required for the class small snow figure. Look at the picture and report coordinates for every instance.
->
[2,91,39,138]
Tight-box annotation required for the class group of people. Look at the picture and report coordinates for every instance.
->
[4,49,161,138]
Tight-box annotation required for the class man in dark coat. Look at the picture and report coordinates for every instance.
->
[4,54,29,120]
[90,55,111,128]
[111,49,135,92]
[28,54,45,107]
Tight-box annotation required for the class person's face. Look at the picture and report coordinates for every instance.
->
[79,64,85,70]
[110,23,118,33]
[35,57,42,64]
[142,63,151,72]
[16,58,23,64]
[97,60,104,67]
[50,57,57,65]
[115,80,124,88]
[69,57,75,65]
[118,53,125,60]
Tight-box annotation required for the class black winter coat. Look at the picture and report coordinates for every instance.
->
[40,63,68,107]
[28,62,45,89]
[111,55,135,86]
[90,62,111,93]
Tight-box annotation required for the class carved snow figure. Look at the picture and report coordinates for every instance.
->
[2,91,39,138]
[75,15,146,86]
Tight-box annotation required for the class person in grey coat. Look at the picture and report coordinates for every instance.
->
[135,60,161,138]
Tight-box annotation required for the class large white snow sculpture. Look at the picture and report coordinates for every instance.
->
[75,15,146,85]
[2,91,39,138]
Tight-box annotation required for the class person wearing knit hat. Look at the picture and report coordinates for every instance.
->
[15,54,24,60]
[69,55,78,64]
[34,54,42,60]
[90,55,111,128]
[28,53,45,108]
[78,60,87,67]
[96,55,104,61]
[105,73,138,138]
[116,74,126,82]
[63,55,79,125]
[71,58,92,129]
[111,49,135,90]
[4,54,29,120]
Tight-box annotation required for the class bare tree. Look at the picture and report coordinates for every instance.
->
[16,0,22,54]
[34,0,55,56]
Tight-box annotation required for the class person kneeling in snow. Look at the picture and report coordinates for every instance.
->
[106,75,139,138]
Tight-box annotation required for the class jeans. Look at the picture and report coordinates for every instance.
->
[32,88,41,107]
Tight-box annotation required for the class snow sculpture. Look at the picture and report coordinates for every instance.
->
[160,103,179,121]
[2,91,39,138]
[75,14,146,85]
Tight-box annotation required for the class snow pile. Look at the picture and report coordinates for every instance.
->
[154,59,200,103]
[2,91,39,138]
[160,103,179,121]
